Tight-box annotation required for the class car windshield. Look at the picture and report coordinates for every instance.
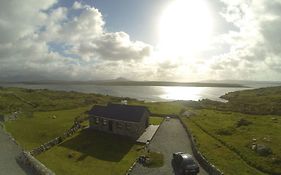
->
[182,158,195,165]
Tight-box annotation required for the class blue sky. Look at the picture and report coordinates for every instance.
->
[0,0,281,81]
[56,0,171,45]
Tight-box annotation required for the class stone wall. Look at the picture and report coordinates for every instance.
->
[89,115,147,139]
[16,117,90,175]
[30,121,82,156]
[17,151,55,175]
[178,117,224,175]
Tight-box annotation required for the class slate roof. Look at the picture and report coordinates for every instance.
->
[89,103,150,122]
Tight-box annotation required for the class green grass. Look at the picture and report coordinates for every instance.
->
[183,109,281,174]
[4,86,281,174]
[128,100,185,115]
[37,130,143,175]
[181,117,266,175]
[200,86,281,115]
[5,106,91,150]
[149,117,163,125]
[0,87,120,114]
[144,151,164,168]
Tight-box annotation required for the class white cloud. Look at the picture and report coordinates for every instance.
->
[0,0,56,44]
[0,0,153,81]
[204,0,281,80]
[0,0,281,81]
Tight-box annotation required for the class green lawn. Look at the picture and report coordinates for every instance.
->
[5,106,91,150]
[144,151,164,168]
[37,130,143,175]
[149,116,164,125]
[182,109,281,174]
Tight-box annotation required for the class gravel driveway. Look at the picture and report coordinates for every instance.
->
[0,125,30,175]
[130,118,208,175]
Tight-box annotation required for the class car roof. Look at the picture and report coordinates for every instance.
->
[174,152,193,158]
[181,154,193,159]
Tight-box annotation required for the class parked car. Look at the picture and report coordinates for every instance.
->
[172,152,200,175]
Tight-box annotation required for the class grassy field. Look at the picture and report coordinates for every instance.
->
[182,109,281,174]
[128,100,185,115]
[37,130,143,175]
[5,106,91,150]
[200,86,281,115]
[181,117,266,175]
[1,87,173,175]
[3,86,281,174]
[0,87,120,115]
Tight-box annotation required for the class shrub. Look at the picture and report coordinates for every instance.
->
[236,118,252,127]
[215,127,235,136]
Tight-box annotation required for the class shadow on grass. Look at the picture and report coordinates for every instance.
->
[60,129,135,162]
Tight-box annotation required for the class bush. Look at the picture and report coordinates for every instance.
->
[216,127,235,136]
[236,118,252,127]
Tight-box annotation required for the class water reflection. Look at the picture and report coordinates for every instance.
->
[160,87,203,101]
[0,83,248,102]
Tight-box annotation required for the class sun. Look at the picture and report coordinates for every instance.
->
[158,0,213,58]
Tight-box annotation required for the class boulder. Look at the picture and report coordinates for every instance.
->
[256,144,272,156]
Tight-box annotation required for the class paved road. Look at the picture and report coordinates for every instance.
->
[130,118,208,175]
[0,124,30,175]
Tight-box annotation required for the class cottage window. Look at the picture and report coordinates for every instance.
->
[95,117,99,124]
[103,119,107,125]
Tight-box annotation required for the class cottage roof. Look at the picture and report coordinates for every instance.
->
[89,103,150,122]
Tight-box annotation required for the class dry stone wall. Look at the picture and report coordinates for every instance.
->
[16,117,89,175]
[178,117,224,175]
[30,121,82,156]
[17,151,55,175]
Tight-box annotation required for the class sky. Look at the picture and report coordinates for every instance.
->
[0,0,281,82]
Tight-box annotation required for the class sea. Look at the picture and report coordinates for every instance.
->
[0,82,280,102]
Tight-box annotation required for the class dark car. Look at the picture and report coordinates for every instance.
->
[172,152,200,175]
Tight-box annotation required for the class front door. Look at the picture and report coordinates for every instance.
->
[108,120,113,132]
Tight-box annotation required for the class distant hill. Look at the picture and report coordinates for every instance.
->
[201,80,281,88]
[15,80,248,88]
[199,86,281,115]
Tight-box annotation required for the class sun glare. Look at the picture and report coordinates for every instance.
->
[158,0,213,58]
[160,86,203,101]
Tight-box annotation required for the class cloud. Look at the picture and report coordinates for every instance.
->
[204,0,281,80]
[0,0,56,44]
[0,0,153,81]
[91,32,152,61]
[0,0,281,81]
